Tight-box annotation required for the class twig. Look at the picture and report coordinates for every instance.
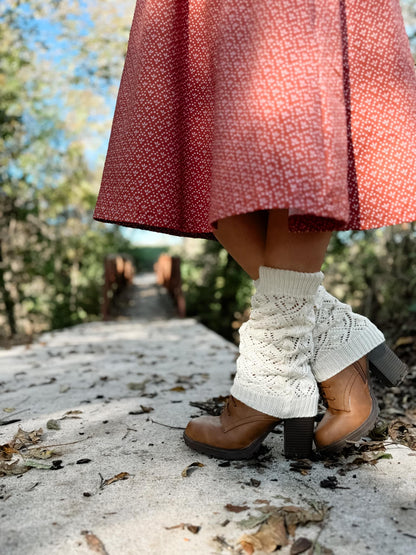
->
[26,437,90,450]
[149,418,185,430]
[122,427,137,440]
[312,522,326,553]
[0,408,28,424]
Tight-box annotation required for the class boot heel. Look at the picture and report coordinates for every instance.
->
[368,342,408,386]
[283,417,315,459]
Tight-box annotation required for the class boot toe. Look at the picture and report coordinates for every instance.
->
[184,415,221,445]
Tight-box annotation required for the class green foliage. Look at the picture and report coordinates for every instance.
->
[0,1,134,341]
[324,225,416,344]
[127,246,170,273]
[181,225,416,346]
[182,241,253,342]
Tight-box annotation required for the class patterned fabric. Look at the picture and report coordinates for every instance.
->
[311,286,385,382]
[93,0,416,238]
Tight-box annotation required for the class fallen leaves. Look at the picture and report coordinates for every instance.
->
[290,537,313,554]
[240,515,288,554]
[389,418,416,450]
[165,523,201,534]
[225,504,250,513]
[60,409,83,420]
[181,462,204,477]
[0,444,17,461]
[99,472,130,488]
[289,459,313,476]
[0,421,84,476]
[26,447,59,460]
[0,459,29,476]
[189,395,228,416]
[0,427,46,476]
[81,530,109,555]
[128,405,154,415]
[237,502,330,554]
[346,450,393,470]
[10,427,43,450]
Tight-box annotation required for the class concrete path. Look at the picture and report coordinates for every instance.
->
[0,274,415,554]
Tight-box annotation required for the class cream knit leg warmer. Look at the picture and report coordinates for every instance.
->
[311,286,385,382]
[230,266,323,419]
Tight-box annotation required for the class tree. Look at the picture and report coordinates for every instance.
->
[0,1,135,342]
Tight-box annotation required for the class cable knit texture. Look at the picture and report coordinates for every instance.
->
[311,286,385,382]
[231,266,323,418]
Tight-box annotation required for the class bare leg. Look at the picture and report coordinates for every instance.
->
[264,210,331,272]
[214,209,331,275]
[214,211,268,279]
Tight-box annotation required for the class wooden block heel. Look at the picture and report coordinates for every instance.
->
[367,342,408,386]
[283,417,315,459]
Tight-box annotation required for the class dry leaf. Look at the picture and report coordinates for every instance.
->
[225,504,250,513]
[11,427,43,450]
[129,405,154,415]
[240,541,254,555]
[0,459,30,476]
[389,419,416,450]
[186,524,201,534]
[369,421,389,441]
[169,386,186,392]
[25,448,57,460]
[189,396,228,416]
[0,444,18,461]
[181,462,204,477]
[23,459,54,470]
[348,451,393,468]
[2,408,15,413]
[239,515,288,553]
[101,472,130,487]
[291,537,312,554]
[61,410,83,420]
[165,523,200,534]
[81,530,109,555]
[253,502,329,538]
[237,514,270,529]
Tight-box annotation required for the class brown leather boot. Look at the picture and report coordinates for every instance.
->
[314,356,379,453]
[184,396,315,460]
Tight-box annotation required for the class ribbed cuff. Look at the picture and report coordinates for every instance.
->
[257,266,324,298]
[312,327,385,382]
[230,382,319,418]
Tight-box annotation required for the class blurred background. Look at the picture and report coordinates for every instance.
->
[1,0,415,366]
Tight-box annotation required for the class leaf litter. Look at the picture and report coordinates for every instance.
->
[99,472,130,488]
[81,530,109,555]
[236,501,331,554]
[181,462,205,477]
[165,523,201,534]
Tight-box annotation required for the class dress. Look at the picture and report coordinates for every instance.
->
[93,0,416,239]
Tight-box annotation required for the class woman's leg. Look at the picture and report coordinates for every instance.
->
[214,209,331,275]
[226,210,329,419]
[184,209,396,457]
[185,210,329,458]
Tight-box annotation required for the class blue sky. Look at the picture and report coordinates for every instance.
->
[22,2,182,247]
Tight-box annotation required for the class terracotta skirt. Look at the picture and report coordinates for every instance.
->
[93,0,416,239]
